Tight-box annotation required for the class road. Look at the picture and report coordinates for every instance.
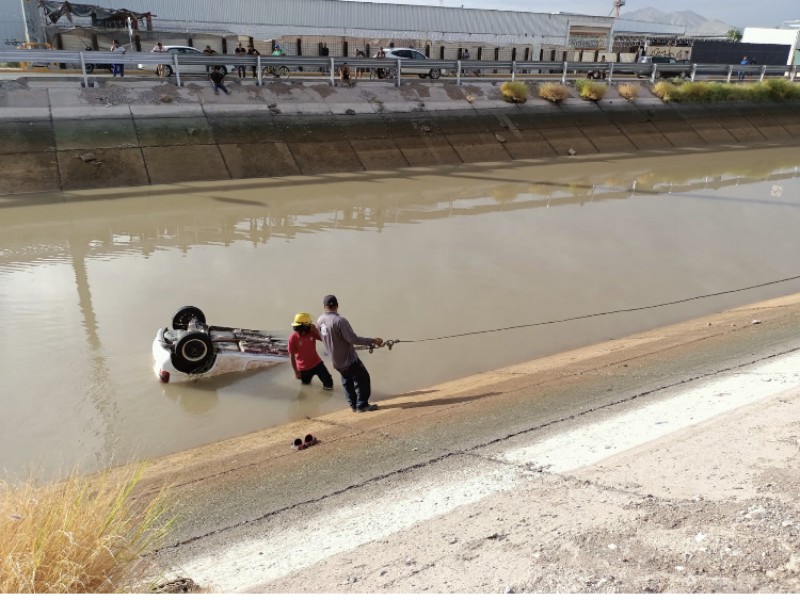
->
[142,292,800,592]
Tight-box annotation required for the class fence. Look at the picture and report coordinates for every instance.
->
[0,50,796,88]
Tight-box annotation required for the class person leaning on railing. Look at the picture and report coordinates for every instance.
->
[151,41,167,80]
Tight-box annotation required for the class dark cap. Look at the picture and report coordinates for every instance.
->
[323,294,338,307]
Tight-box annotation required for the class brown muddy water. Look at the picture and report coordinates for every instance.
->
[1,147,799,479]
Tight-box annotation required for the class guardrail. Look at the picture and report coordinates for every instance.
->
[0,50,797,88]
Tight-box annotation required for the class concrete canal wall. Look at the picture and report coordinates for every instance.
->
[1,78,799,195]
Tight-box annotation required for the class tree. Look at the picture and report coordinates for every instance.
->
[727,28,743,43]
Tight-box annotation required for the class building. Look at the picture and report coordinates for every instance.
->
[1,0,684,64]
[742,27,800,65]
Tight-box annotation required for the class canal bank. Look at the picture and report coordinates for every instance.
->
[145,292,800,593]
[1,78,799,194]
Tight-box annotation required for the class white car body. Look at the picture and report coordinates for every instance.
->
[152,306,289,384]
[137,45,235,77]
[374,47,443,79]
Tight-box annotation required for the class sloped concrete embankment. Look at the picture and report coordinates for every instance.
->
[1,78,799,195]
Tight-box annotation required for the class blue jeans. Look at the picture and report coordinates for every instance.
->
[300,361,333,388]
[338,359,371,409]
[112,63,124,77]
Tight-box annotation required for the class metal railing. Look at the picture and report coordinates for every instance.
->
[0,50,797,88]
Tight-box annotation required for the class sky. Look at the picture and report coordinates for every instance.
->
[343,0,798,29]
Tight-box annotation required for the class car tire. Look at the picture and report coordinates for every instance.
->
[429,68,440,80]
[220,66,228,76]
[163,64,174,77]
[278,65,289,78]
[85,64,95,74]
[172,332,215,374]
[172,306,206,330]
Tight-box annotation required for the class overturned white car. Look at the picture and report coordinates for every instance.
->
[152,306,290,383]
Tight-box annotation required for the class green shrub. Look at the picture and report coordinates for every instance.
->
[538,82,570,103]
[500,80,528,103]
[617,82,639,100]
[575,78,607,101]
[670,81,711,102]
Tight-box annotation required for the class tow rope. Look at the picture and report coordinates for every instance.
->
[364,273,800,351]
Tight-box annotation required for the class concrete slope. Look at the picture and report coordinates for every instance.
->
[147,293,800,592]
[1,79,799,194]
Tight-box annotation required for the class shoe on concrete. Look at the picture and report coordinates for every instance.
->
[356,404,378,413]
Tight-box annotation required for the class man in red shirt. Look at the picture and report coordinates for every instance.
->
[288,312,334,390]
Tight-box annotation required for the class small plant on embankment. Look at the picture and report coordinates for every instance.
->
[574,78,607,101]
[652,80,679,101]
[0,466,174,593]
[538,82,570,103]
[617,82,639,100]
[500,81,528,103]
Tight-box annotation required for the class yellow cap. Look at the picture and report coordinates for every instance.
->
[291,312,313,327]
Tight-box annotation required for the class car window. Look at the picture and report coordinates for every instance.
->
[411,50,426,60]
[395,50,413,59]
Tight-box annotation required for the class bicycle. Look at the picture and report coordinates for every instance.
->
[262,65,289,79]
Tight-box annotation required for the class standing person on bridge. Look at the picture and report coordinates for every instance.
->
[151,41,167,80]
[234,42,247,78]
[317,295,383,413]
[247,43,260,78]
[111,40,125,78]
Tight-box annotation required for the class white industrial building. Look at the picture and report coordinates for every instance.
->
[1,0,684,63]
[742,27,800,65]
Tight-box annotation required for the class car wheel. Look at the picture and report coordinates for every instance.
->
[587,71,596,79]
[85,64,95,74]
[172,306,206,330]
[220,66,228,76]
[653,71,662,80]
[386,68,398,79]
[172,332,215,374]
[278,65,289,78]
[429,68,441,80]
[164,65,174,77]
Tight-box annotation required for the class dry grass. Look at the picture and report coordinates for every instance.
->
[575,79,608,101]
[651,80,678,102]
[0,465,174,593]
[617,83,639,100]
[500,80,529,103]
[538,82,570,103]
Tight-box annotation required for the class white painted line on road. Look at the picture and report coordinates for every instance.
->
[181,467,520,591]
[501,353,800,473]
[178,350,800,591]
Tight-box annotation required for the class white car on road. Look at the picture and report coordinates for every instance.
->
[138,45,234,77]
[374,47,443,79]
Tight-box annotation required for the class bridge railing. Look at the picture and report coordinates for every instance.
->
[0,50,796,88]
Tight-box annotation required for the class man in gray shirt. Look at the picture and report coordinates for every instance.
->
[317,295,383,412]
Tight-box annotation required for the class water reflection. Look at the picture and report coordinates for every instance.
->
[1,147,799,479]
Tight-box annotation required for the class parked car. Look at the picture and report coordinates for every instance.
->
[81,46,113,74]
[636,56,691,79]
[137,45,233,77]
[374,47,442,79]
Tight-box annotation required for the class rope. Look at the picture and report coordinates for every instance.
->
[386,273,800,347]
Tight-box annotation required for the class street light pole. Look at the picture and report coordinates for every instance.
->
[19,0,31,44]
